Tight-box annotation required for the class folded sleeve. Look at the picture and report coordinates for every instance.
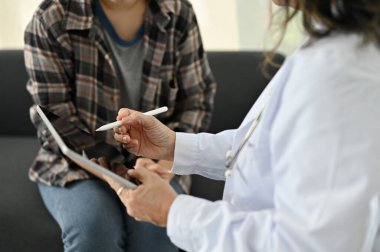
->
[172,130,235,180]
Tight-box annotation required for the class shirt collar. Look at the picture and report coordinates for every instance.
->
[146,0,175,31]
[156,0,175,14]
[64,0,94,31]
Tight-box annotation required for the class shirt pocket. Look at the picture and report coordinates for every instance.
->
[158,79,179,114]
[141,76,160,110]
[232,134,273,209]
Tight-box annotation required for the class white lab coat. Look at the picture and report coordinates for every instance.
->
[168,33,380,252]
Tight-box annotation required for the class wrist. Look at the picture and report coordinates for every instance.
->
[166,130,176,161]
[161,190,177,227]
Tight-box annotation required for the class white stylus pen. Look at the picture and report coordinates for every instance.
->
[95,106,168,131]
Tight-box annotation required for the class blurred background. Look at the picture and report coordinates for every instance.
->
[0,0,305,55]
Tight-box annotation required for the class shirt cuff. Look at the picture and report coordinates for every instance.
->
[171,132,198,175]
[167,194,208,251]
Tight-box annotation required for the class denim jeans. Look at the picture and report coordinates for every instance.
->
[38,178,183,252]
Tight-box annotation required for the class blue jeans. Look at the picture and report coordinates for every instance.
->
[38,179,183,252]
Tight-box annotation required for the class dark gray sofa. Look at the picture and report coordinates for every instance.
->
[0,50,283,251]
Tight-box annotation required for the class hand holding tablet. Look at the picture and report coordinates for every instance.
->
[36,105,138,189]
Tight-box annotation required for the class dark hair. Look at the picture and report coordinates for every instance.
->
[263,0,380,76]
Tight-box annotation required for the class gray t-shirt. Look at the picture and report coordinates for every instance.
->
[105,32,144,110]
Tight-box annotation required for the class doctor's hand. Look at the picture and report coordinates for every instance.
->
[103,164,177,227]
[135,158,175,182]
[114,108,176,161]
[91,156,135,183]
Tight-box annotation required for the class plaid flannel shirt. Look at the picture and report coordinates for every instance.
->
[24,0,216,193]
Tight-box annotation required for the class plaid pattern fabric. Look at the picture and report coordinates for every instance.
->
[24,0,216,193]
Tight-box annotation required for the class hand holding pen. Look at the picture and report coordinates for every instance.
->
[96,106,168,131]
[111,107,176,161]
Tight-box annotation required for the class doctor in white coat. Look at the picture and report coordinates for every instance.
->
[101,0,380,251]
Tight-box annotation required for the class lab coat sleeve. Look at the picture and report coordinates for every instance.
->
[169,130,277,251]
[171,130,235,180]
[168,195,274,251]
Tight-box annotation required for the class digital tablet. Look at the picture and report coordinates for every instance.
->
[36,105,137,189]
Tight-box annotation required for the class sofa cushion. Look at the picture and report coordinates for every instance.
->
[207,51,284,133]
[0,137,62,251]
[0,50,34,136]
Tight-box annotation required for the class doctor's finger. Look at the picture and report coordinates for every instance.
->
[127,166,153,183]
[145,164,170,175]
[117,108,134,118]
[122,141,140,154]
[135,158,155,168]
[114,133,131,144]
[113,125,127,134]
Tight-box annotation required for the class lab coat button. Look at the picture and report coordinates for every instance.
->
[226,150,233,159]
[225,169,233,178]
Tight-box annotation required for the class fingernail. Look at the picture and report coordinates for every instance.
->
[123,136,128,143]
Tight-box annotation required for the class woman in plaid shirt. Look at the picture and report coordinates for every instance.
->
[24,0,216,251]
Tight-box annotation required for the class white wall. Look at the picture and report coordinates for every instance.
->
[0,0,305,55]
[190,0,241,50]
[0,0,41,49]
[191,0,305,54]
